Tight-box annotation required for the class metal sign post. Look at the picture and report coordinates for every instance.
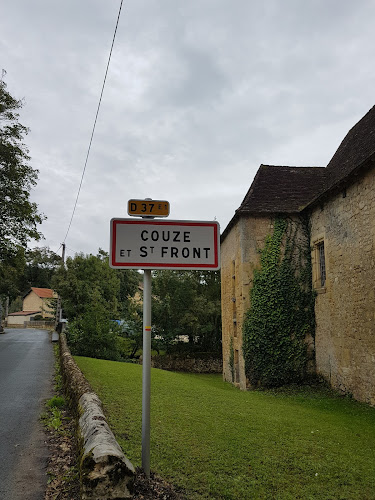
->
[109,199,220,478]
[141,269,152,477]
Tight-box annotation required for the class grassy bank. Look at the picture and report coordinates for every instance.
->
[75,357,375,499]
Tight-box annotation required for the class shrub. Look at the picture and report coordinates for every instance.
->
[47,395,65,408]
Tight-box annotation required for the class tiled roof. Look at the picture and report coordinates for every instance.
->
[325,105,375,190]
[30,287,55,298]
[221,165,326,241]
[237,165,326,214]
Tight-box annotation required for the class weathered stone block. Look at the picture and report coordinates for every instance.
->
[79,393,135,499]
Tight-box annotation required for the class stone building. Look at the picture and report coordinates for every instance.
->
[221,105,375,404]
[22,287,57,318]
[7,287,57,326]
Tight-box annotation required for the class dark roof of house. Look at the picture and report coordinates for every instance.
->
[237,165,326,215]
[221,165,326,241]
[325,105,375,190]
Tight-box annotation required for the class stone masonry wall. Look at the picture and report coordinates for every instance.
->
[151,354,222,373]
[310,167,375,404]
[221,215,273,389]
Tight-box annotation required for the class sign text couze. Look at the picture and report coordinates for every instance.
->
[110,219,220,270]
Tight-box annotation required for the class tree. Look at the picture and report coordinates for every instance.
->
[0,78,45,303]
[117,266,141,317]
[152,270,222,354]
[52,250,141,360]
[0,245,61,304]
[0,246,26,301]
[52,251,121,320]
[116,299,143,359]
[67,288,121,361]
[9,295,22,313]
[22,246,62,289]
[0,79,44,261]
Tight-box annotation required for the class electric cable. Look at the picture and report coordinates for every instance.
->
[62,0,124,243]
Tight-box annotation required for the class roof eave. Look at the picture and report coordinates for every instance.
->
[304,153,375,211]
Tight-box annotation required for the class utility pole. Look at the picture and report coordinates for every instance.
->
[5,296,9,323]
[59,243,66,322]
[0,302,3,333]
[55,243,66,328]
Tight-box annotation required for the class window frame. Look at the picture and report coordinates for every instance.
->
[313,237,327,291]
[317,241,326,287]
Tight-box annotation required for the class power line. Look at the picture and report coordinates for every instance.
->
[65,246,80,255]
[63,0,124,244]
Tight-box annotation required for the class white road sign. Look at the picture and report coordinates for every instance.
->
[110,219,220,270]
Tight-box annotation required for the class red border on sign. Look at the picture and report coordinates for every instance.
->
[110,219,219,269]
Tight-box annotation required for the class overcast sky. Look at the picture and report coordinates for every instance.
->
[1,0,375,259]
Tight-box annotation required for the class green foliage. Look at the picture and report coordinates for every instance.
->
[152,270,221,354]
[0,79,46,302]
[117,300,144,359]
[8,295,22,313]
[117,266,141,317]
[52,250,120,320]
[48,407,63,430]
[46,395,65,409]
[42,401,64,431]
[0,79,44,262]
[0,246,26,301]
[243,216,315,387]
[53,250,141,361]
[42,346,65,431]
[22,246,62,289]
[0,245,61,303]
[67,288,121,360]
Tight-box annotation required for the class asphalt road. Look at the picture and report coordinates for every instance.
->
[0,328,54,500]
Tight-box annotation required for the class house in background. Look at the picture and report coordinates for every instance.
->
[221,105,375,405]
[7,287,57,326]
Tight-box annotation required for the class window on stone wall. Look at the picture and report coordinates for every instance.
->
[317,241,326,287]
[313,238,327,290]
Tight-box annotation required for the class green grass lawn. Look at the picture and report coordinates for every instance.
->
[75,357,375,499]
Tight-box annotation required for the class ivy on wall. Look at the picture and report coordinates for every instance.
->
[242,216,315,387]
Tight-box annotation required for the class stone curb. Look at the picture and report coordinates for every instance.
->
[58,333,135,499]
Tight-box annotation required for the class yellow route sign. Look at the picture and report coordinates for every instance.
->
[128,199,170,217]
